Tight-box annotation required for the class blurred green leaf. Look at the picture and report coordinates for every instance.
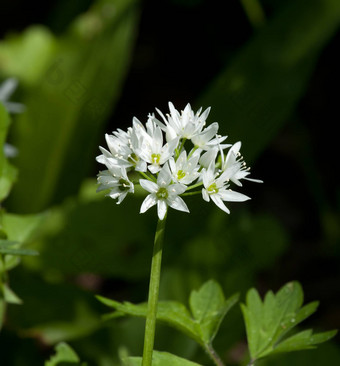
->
[0,26,57,85]
[2,284,22,304]
[123,350,204,366]
[45,342,82,366]
[0,103,17,201]
[1,212,46,243]
[198,0,340,161]
[2,0,139,213]
[241,281,337,362]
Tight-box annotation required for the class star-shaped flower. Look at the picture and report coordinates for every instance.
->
[202,161,250,214]
[154,102,210,140]
[139,163,189,220]
[97,163,134,204]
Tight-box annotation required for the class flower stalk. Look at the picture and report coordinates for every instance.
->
[142,215,167,366]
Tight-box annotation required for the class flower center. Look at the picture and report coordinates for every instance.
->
[151,153,161,164]
[207,183,218,194]
[156,187,168,200]
[177,169,186,180]
[118,178,130,191]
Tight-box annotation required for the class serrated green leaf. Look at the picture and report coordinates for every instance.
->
[98,280,239,346]
[241,288,264,357]
[189,280,239,343]
[241,281,337,362]
[122,351,204,366]
[45,342,80,366]
[271,329,338,355]
[97,296,201,344]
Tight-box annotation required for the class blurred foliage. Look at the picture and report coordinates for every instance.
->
[0,0,339,365]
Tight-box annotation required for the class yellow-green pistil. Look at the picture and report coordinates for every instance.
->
[156,187,168,199]
[177,170,186,180]
[151,153,161,164]
[207,183,219,194]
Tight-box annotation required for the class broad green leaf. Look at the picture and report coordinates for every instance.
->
[198,0,340,162]
[122,351,204,366]
[241,281,337,362]
[189,280,239,343]
[97,296,201,344]
[45,342,80,366]
[4,0,139,213]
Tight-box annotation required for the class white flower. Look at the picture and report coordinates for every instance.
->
[221,142,263,186]
[154,102,210,140]
[202,161,250,214]
[136,118,179,174]
[96,120,147,172]
[169,150,200,185]
[0,78,25,114]
[191,122,230,150]
[139,163,189,220]
[97,163,134,204]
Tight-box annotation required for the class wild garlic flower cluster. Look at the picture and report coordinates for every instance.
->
[96,102,262,220]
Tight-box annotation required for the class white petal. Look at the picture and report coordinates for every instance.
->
[157,163,172,186]
[244,177,263,183]
[140,179,158,193]
[211,195,230,214]
[202,188,210,202]
[219,189,250,202]
[140,194,157,213]
[170,183,187,195]
[148,164,161,174]
[167,196,189,213]
[157,200,168,220]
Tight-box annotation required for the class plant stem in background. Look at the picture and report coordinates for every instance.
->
[205,344,226,366]
[142,216,167,366]
[240,0,266,28]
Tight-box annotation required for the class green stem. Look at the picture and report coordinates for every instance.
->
[186,181,203,191]
[142,215,167,366]
[139,171,157,182]
[205,344,226,366]
[181,191,202,197]
[240,0,266,28]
